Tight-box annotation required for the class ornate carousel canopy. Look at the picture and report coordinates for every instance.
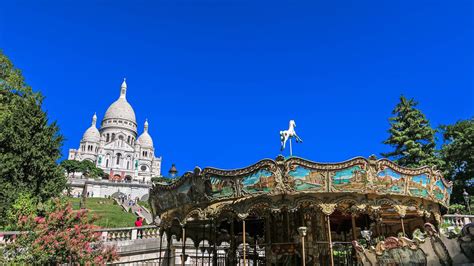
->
[150,155,452,226]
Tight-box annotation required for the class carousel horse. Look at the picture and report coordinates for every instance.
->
[280,120,303,151]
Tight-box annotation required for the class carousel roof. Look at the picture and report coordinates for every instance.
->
[150,155,452,225]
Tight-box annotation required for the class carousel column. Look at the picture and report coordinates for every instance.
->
[351,213,358,240]
[181,223,187,266]
[238,213,249,266]
[369,206,382,237]
[201,223,206,266]
[326,216,334,266]
[395,205,407,237]
[319,203,336,266]
[298,226,308,266]
[265,212,273,266]
[212,221,218,266]
[400,217,406,236]
[243,220,247,266]
[229,218,237,265]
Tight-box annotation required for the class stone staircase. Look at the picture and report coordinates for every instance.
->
[115,198,153,224]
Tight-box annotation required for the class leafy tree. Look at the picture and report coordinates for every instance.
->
[382,96,442,168]
[80,160,105,178]
[0,51,65,226]
[4,193,39,229]
[440,118,474,203]
[60,160,105,179]
[59,160,83,177]
[3,198,118,264]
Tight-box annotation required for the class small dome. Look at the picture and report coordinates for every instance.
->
[137,119,154,148]
[103,79,136,124]
[82,113,100,142]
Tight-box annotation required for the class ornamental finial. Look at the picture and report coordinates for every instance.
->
[120,78,127,99]
[144,119,149,132]
[91,112,97,127]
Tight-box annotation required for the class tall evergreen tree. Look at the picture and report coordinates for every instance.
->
[0,51,65,226]
[382,96,442,168]
[440,118,474,203]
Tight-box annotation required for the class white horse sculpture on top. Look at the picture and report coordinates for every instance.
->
[280,120,303,154]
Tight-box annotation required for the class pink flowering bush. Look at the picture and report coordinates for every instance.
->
[4,198,118,264]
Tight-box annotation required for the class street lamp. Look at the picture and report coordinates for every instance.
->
[298,226,307,266]
[463,189,471,214]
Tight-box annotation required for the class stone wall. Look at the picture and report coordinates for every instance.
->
[67,178,150,200]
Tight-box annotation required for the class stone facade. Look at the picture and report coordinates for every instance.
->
[68,178,150,200]
[68,79,161,182]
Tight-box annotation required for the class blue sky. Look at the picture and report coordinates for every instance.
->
[1,1,472,176]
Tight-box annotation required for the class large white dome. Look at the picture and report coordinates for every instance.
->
[102,79,136,124]
[82,113,100,142]
[103,98,136,123]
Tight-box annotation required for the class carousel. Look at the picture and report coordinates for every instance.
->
[149,154,453,265]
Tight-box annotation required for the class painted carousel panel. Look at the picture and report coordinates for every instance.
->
[210,177,235,199]
[408,174,430,197]
[433,180,448,202]
[373,167,406,194]
[242,169,274,194]
[289,166,326,192]
[331,165,367,192]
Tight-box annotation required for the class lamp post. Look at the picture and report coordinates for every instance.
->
[298,226,307,266]
[463,189,471,214]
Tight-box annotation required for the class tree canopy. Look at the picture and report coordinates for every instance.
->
[0,51,65,226]
[440,118,474,203]
[381,95,442,168]
[60,159,105,179]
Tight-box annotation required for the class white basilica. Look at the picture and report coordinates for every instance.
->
[68,79,161,182]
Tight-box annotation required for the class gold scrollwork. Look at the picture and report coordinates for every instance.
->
[319,203,337,216]
[394,205,408,217]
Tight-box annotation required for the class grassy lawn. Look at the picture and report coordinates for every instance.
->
[68,198,136,228]
[138,200,150,211]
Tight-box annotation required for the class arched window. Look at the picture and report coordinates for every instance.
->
[119,135,124,141]
[127,136,131,144]
[116,153,121,165]
[112,133,116,141]
[105,154,110,167]
[106,134,110,142]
